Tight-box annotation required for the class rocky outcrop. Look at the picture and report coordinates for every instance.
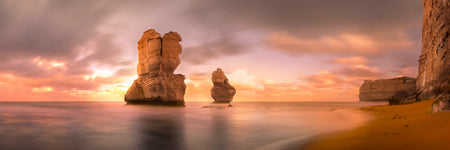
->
[418,0,450,112]
[137,29,162,75]
[125,29,186,105]
[161,32,182,74]
[211,68,236,103]
[431,94,450,112]
[359,77,417,102]
[388,91,418,105]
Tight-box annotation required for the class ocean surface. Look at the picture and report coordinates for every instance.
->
[0,101,386,150]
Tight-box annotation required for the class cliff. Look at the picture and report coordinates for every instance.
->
[418,0,450,112]
[359,77,417,101]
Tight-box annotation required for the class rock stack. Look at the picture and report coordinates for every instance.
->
[211,68,236,103]
[125,29,186,105]
[359,77,417,104]
[418,0,450,112]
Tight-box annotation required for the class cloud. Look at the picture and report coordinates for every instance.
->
[398,66,418,78]
[0,1,133,83]
[184,72,213,101]
[302,71,348,88]
[0,1,118,61]
[185,0,421,35]
[301,57,385,89]
[0,0,422,102]
[265,32,414,56]
[32,86,54,94]
[329,56,369,65]
[181,34,248,65]
[333,65,384,79]
[183,69,362,101]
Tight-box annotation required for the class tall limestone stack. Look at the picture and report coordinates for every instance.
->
[125,29,186,105]
[211,68,236,103]
[418,0,450,112]
[359,77,417,102]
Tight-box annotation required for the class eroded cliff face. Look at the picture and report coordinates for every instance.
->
[125,29,186,105]
[359,77,417,102]
[211,68,236,103]
[418,0,450,99]
[419,0,450,112]
[137,29,162,75]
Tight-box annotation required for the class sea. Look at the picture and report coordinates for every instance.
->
[0,101,386,150]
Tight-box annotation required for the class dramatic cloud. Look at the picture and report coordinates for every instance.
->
[0,1,116,61]
[181,34,248,65]
[0,0,422,101]
[265,32,414,56]
[300,56,386,90]
[185,0,421,35]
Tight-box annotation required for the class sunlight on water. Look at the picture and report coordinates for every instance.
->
[0,102,385,150]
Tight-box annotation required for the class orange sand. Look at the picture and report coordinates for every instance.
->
[303,100,450,150]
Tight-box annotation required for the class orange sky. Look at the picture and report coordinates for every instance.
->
[0,0,422,102]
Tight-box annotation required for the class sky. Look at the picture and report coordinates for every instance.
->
[0,0,423,102]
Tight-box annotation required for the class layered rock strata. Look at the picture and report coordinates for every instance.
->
[211,68,236,103]
[125,29,186,105]
[359,77,417,102]
[419,0,450,112]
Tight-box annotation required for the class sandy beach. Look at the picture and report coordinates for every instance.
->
[303,100,450,150]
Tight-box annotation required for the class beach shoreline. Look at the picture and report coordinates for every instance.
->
[269,107,378,150]
[301,99,450,150]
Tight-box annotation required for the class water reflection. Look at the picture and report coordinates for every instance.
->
[138,116,185,150]
[211,115,230,150]
[0,102,385,150]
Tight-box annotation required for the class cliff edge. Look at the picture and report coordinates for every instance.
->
[359,77,417,102]
[418,0,450,112]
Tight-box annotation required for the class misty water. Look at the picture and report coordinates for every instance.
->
[0,102,386,150]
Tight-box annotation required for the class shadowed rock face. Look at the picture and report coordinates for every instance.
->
[125,29,185,105]
[125,73,186,105]
[211,68,236,103]
[162,32,182,74]
[419,0,450,112]
[359,77,417,102]
[388,91,419,105]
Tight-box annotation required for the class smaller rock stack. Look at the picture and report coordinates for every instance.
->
[211,68,236,103]
[125,29,186,105]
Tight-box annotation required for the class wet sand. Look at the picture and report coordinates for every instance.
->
[303,100,450,150]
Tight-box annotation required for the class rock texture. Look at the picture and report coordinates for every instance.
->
[418,0,450,112]
[431,94,450,112]
[161,32,182,74]
[137,29,162,75]
[359,77,417,102]
[211,68,236,103]
[388,91,418,105]
[125,29,186,105]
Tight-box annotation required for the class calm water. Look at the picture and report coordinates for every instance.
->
[0,101,386,150]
